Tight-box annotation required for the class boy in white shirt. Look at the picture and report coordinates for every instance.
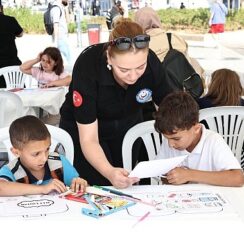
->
[154,91,244,187]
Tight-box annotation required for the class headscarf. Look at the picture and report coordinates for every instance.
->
[134,7,162,31]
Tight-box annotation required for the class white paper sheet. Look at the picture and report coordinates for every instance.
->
[128,155,188,178]
[0,195,68,217]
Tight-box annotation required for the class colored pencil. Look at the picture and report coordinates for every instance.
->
[132,211,151,228]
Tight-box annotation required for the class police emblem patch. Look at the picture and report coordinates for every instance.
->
[136,89,152,103]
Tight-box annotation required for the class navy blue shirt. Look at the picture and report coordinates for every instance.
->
[60,43,167,137]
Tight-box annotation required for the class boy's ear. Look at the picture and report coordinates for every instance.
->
[10,147,20,157]
[194,123,202,133]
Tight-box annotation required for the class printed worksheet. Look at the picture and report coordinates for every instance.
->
[0,195,68,218]
[125,186,233,217]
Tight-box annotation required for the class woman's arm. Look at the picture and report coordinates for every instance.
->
[77,120,139,188]
[209,12,214,26]
[20,54,41,75]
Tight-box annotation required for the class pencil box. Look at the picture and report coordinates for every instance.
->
[81,194,136,218]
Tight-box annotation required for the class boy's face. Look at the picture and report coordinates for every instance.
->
[11,138,51,172]
[163,124,202,152]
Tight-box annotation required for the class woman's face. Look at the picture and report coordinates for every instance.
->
[107,49,148,86]
[40,54,56,73]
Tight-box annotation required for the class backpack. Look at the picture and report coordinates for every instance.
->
[43,3,61,35]
[162,33,204,99]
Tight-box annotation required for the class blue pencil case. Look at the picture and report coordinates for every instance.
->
[81,193,136,218]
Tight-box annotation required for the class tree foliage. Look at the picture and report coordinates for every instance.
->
[4,7,244,34]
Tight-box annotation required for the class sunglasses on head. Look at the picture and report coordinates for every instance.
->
[109,34,150,51]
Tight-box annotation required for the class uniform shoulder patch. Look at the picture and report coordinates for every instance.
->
[73,90,83,107]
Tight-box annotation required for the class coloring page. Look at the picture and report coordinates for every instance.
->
[0,195,68,218]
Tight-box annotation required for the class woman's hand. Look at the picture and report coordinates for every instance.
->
[107,167,139,189]
[70,177,88,193]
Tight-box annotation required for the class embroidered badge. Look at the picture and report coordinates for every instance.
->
[73,91,83,107]
[136,89,152,103]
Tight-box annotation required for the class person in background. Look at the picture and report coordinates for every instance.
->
[106,0,124,30]
[209,0,228,34]
[198,68,244,109]
[180,2,186,9]
[60,18,169,188]
[154,91,244,187]
[0,2,23,88]
[50,0,71,65]
[134,6,204,78]
[92,0,100,16]
[20,47,71,88]
[0,115,87,197]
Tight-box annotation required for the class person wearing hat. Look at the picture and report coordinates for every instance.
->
[0,1,23,88]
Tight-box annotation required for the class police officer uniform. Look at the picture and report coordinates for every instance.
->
[60,43,167,186]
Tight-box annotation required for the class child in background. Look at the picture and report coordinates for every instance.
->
[198,68,244,109]
[154,91,244,187]
[20,47,71,88]
[0,115,87,196]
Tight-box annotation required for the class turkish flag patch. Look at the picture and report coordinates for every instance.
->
[73,91,83,107]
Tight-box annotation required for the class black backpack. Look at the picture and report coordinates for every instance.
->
[43,3,61,35]
[162,33,204,99]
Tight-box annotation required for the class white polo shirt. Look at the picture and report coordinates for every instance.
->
[156,125,241,171]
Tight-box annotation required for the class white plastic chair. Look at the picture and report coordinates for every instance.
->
[0,91,24,128]
[0,125,74,164]
[122,120,162,184]
[199,106,244,167]
[0,66,31,88]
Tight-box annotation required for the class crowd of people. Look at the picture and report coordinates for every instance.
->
[0,1,244,196]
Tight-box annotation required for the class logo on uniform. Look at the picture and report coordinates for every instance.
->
[136,89,152,103]
[73,91,83,107]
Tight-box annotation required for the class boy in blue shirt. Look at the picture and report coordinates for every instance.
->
[0,115,87,196]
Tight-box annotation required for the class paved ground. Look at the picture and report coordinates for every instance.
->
[16,30,244,83]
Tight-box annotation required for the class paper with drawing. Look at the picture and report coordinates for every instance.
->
[128,155,187,178]
[0,195,68,217]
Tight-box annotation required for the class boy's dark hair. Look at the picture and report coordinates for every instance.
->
[9,115,50,150]
[154,91,199,134]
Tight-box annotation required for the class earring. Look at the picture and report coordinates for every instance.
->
[107,64,112,70]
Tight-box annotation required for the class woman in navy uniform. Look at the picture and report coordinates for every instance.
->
[60,18,168,188]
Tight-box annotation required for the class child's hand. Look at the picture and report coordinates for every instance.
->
[42,179,67,194]
[37,52,43,61]
[70,177,88,193]
[166,167,190,185]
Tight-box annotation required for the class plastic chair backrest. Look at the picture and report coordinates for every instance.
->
[0,91,24,128]
[0,66,31,88]
[0,125,74,164]
[199,106,244,166]
[122,120,162,172]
